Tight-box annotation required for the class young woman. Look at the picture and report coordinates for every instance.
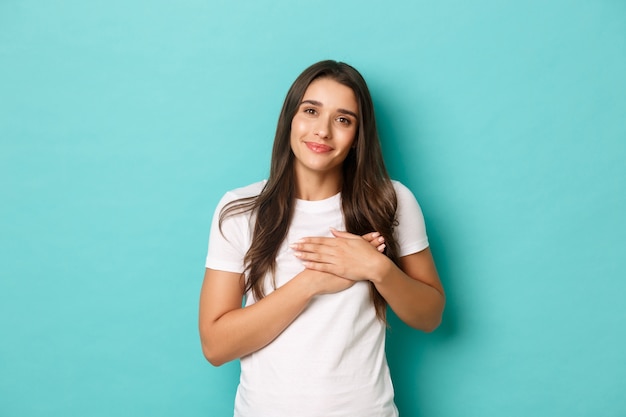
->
[199,60,444,417]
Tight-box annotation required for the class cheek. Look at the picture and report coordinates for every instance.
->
[340,129,357,148]
[291,117,308,135]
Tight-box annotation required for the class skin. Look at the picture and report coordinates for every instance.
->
[292,229,444,331]
[199,78,445,366]
[289,77,359,200]
[199,232,385,366]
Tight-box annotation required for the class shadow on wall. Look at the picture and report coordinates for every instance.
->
[375,90,461,416]
[386,231,459,417]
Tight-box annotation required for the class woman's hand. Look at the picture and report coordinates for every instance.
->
[362,231,386,253]
[199,266,354,366]
[292,231,383,295]
[297,268,356,296]
[290,228,389,282]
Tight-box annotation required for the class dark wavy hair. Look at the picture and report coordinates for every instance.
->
[220,60,399,321]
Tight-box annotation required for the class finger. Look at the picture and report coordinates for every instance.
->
[292,236,337,246]
[301,260,328,271]
[293,248,335,263]
[290,241,336,255]
[362,231,380,242]
[361,231,385,245]
[329,228,360,239]
[368,238,383,250]
[302,260,347,278]
[364,235,385,250]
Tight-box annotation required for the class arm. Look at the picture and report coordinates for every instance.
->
[199,232,385,366]
[198,267,352,366]
[292,229,445,332]
[372,247,444,331]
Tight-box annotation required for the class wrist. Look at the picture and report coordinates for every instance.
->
[369,254,393,285]
[292,269,322,299]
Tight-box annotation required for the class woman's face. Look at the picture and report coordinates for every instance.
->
[290,77,359,179]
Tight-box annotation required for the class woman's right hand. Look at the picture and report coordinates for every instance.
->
[200,266,349,366]
[298,268,355,296]
[199,231,386,366]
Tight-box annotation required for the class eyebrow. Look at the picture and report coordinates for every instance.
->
[300,99,358,119]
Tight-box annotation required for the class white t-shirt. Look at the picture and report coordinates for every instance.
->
[205,180,429,417]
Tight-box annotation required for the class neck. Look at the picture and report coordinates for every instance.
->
[294,168,342,201]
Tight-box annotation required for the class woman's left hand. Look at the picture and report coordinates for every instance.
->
[290,228,389,282]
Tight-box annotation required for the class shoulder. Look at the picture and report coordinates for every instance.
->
[209,181,266,245]
[390,179,425,219]
[211,180,266,224]
[391,180,418,204]
[224,180,267,200]
[389,180,429,254]
[218,180,267,207]
[391,179,409,194]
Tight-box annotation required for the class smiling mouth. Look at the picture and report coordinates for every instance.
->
[305,142,333,153]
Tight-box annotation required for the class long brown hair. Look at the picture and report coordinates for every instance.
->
[220,60,399,321]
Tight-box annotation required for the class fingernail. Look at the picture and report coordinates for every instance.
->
[378,236,385,243]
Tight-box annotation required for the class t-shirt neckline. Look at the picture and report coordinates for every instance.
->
[295,192,341,214]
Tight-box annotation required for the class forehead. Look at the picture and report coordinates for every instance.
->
[301,78,358,113]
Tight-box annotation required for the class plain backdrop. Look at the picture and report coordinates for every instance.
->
[1,1,625,416]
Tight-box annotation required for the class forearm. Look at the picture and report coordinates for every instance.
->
[291,231,445,331]
[200,271,317,366]
[372,256,445,332]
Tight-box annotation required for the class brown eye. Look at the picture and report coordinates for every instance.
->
[337,117,351,125]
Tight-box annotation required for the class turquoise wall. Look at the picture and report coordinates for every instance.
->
[1,1,624,416]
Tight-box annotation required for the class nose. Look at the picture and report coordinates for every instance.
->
[314,116,331,139]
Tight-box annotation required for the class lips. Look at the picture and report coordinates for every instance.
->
[305,142,333,153]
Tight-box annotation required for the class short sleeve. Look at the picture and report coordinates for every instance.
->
[205,192,250,273]
[393,181,429,257]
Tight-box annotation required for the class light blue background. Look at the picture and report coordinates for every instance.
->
[1,1,625,416]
